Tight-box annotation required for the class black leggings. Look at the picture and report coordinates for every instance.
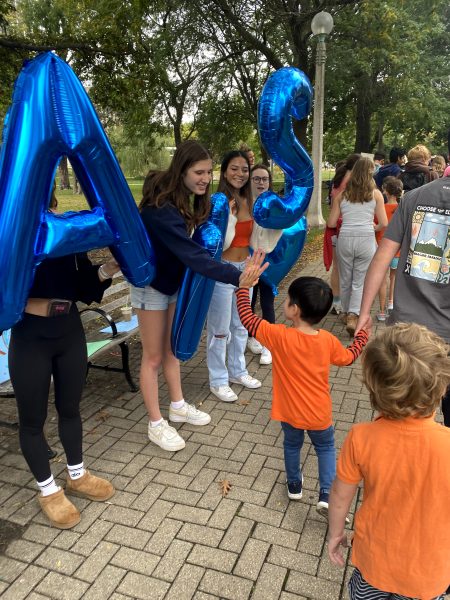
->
[251,279,275,324]
[9,308,87,482]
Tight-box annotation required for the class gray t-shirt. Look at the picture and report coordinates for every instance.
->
[384,178,450,342]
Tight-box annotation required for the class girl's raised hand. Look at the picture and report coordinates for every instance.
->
[239,249,269,288]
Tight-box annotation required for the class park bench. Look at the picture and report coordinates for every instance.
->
[0,272,140,403]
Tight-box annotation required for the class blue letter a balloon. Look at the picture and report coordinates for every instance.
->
[0,52,154,331]
[171,193,229,361]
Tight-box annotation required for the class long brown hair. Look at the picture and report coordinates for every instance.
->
[345,157,376,203]
[140,140,212,230]
[218,150,253,214]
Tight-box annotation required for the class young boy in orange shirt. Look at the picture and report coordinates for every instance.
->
[328,323,450,600]
[236,251,368,513]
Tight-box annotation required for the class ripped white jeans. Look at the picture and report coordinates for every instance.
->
[206,260,252,387]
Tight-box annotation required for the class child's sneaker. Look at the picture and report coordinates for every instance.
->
[286,476,303,500]
[376,312,386,322]
[317,490,350,522]
[387,302,394,312]
[316,490,329,517]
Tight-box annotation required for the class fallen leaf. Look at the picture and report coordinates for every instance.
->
[95,410,110,422]
[219,479,232,497]
[238,399,250,406]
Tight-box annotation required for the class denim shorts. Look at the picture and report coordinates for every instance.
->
[390,257,399,269]
[130,284,178,310]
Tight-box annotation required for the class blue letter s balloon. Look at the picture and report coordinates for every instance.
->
[171,193,229,361]
[255,67,313,289]
[254,67,313,230]
[0,52,154,331]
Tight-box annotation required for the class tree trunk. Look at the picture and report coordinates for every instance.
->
[59,156,71,189]
[73,175,82,195]
[354,93,372,153]
[371,115,385,153]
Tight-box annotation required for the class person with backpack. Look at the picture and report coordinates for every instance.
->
[399,144,438,192]
[374,147,406,190]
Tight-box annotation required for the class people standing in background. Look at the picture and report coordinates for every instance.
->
[324,154,361,315]
[431,155,446,177]
[327,157,387,336]
[373,151,385,175]
[239,143,255,167]
[374,147,406,190]
[399,144,438,191]
[247,163,277,366]
[375,177,403,321]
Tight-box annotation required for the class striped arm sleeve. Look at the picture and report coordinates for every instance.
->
[235,288,263,338]
[346,329,369,364]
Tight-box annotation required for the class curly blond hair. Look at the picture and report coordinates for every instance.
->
[362,323,450,419]
[407,144,431,164]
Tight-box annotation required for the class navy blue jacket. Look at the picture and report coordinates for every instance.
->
[374,163,402,190]
[140,204,240,295]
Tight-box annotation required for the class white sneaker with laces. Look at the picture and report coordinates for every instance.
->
[169,402,211,425]
[147,419,186,452]
[210,385,238,402]
[259,347,272,365]
[247,337,263,354]
[229,374,262,389]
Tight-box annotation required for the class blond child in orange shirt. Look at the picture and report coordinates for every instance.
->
[375,176,403,321]
[328,323,450,600]
[236,250,368,513]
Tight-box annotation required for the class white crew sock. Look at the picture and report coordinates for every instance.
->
[170,399,185,410]
[67,462,85,480]
[37,474,60,497]
[150,418,164,428]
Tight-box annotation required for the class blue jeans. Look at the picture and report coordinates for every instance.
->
[281,422,336,493]
[207,260,252,387]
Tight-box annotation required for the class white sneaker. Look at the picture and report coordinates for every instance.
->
[147,419,186,452]
[169,402,211,426]
[210,385,238,402]
[229,374,261,389]
[259,347,272,365]
[247,337,263,354]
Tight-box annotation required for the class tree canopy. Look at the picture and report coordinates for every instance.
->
[1,0,448,167]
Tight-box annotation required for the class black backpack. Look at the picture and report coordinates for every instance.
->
[400,170,427,192]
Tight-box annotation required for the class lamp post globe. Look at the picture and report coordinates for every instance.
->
[311,11,334,36]
[308,11,334,228]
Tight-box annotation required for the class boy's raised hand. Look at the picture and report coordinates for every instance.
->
[239,249,269,288]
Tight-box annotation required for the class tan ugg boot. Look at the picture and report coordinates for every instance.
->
[346,312,358,337]
[38,489,80,529]
[65,470,115,501]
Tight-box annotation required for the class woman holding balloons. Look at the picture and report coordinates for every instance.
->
[206,151,264,403]
[130,141,267,451]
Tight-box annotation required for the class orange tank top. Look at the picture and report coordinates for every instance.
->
[230,219,253,248]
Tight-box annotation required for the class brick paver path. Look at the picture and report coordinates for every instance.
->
[0,257,444,600]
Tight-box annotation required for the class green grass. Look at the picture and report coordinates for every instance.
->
[55,174,332,224]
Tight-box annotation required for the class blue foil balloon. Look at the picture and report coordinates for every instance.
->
[254,67,314,229]
[171,193,229,361]
[0,52,154,331]
[254,67,313,289]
